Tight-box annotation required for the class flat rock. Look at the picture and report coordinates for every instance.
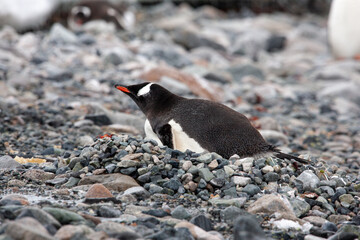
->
[175,221,222,240]
[248,194,297,220]
[16,207,61,229]
[78,173,139,192]
[55,224,95,240]
[233,215,266,240]
[23,169,55,182]
[43,207,86,225]
[5,217,54,240]
[302,216,327,227]
[95,221,136,235]
[209,198,247,208]
[0,194,29,206]
[0,155,24,169]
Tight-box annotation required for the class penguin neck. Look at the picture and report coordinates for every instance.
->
[143,94,183,119]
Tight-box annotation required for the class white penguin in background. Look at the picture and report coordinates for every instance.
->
[0,0,59,31]
[328,0,360,59]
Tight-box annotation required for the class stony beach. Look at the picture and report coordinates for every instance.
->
[0,2,359,240]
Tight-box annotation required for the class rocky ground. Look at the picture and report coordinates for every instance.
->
[0,2,360,240]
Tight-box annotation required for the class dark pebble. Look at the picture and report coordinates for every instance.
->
[331,188,347,203]
[0,199,23,206]
[252,169,263,178]
[198,179,207,189]
[120,167,137,175]
[45,178,68,186]
[210,178,225,188]
[137,172,151,183]
[56,166,70,175]
[0,205,22,219]
[336,207,351,215]
[108,232,142,240]
[85,114,112,126]
[41,147,54,155]
[97,206,121,218]
[322,222,338,232]
[142,209,170,218]
[137,217,160,229]
[233,215,266,240]
[310,226,332,238]
[190,214,213,231]
[197,190,210,200]
[62,141,75,150]
[242,184,261,197]
[263,172,279,182]
[163,179,182,191]
[175,227,195,240]
[223,186,238,198]
[328,232,358,240]
[266,35,286,52]
[105,164,117,173]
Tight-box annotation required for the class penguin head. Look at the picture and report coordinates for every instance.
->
[115,82,176,115]
[69,5,92,26]
[68,0,135,30]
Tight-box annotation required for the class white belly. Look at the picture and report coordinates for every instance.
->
[328,0,360,58]
[168,119,206,153]
[144,119,163,147]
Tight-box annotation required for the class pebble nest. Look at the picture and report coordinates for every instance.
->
[0,2,360,240]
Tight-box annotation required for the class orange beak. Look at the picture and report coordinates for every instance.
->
[115,85,130,93]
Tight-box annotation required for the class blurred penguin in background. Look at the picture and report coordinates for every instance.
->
[67,0,135,31]
[328,0,360,59]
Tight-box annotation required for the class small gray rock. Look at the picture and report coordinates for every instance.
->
[123,186,150,200]
[198,168,215,182]
[289,198,310,218]
[242,184,261,197]
[220,206,243,224]
[296,170,320,191]
[171,206,191,220]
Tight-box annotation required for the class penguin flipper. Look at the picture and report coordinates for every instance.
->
[157,124,174,149]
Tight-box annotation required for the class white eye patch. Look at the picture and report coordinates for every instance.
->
[137,83,153,96]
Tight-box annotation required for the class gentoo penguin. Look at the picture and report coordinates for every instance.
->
[115,82,309,163]
[67,0,135,31]
[328,0,360,59]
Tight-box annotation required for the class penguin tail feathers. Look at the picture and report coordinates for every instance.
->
[267,145,310,164]
[274,151,310,164]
